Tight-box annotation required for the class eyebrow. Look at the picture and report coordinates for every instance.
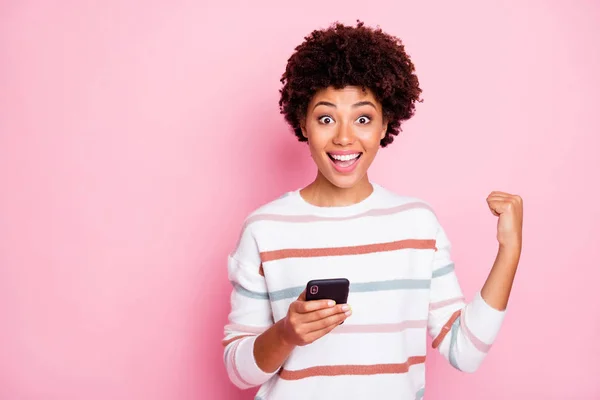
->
[312,100,377,111]
[353,101,377,109]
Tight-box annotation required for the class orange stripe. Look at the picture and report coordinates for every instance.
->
[258,264,264,276]
[432,310,461,349]
[233,202,436,253]
[222,334,254,347]
[279,356,426,380]
[260,239,436,263]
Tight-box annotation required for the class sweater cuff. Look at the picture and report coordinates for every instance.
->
[463,291,506,350]
[235,335,277,386]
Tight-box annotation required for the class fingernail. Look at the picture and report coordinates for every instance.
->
[341,305,350,311]
[328,300,335,307]
[345,309,352,317]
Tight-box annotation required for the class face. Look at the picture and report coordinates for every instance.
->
[301,86,388,189]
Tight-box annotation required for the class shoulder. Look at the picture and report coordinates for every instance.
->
[234,190,299,239]
[230,190,301,259]
[373,183,441,224]
[242,190,300,225]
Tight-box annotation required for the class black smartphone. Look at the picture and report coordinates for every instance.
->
[305,278,350,304]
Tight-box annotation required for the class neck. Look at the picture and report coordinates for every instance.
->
[300,172,374,207]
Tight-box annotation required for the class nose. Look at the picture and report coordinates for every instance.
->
[332,121,354,146]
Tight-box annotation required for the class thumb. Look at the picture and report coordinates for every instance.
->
[487,199,506,217]
[298,289,306,301]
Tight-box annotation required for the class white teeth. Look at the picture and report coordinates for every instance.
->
[330,153,360,161]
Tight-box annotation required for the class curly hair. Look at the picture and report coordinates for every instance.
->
[279,21,423,147]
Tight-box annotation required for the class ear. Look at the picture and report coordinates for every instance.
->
[300,119,308,139]
[380,119,388,140]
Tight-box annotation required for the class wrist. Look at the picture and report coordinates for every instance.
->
[275,318,296,349]
[499,233,521,251]
[497,242,522,265]
[499,241,521,253]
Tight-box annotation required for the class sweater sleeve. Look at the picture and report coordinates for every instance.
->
[427,222,506,373]
[222,224,277,389]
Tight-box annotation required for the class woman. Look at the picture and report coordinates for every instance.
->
[222,21,523,399]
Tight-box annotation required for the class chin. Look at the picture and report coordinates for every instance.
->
[324,173,362,189]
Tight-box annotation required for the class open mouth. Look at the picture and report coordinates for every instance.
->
[327,152,362,170]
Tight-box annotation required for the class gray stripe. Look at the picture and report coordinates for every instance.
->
[449,317,461,370]
[351,279,431,292]
[415,387,425,400]
[269,286,304,301]
[432,263,455,278]
[269,279,431,301]
[231,282,269,300]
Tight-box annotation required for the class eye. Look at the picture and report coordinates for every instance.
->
[318,115,334,124]
[356,115,371,124]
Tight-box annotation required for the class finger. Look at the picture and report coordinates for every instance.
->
[489,194,523,205]
[296,298,337,314]
[487,198,505,215]
[303,308,351,332]
[488,193,523,205]
[487,199,513,216]
[488,191,513,198]
[305,313,350,340]
[487,196,511,204]
[487,195,513,205]
[299,304,349,323]
[297,289,306,301]
[302,324,341,344]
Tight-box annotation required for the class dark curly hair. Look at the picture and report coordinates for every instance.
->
[279,21,423,147]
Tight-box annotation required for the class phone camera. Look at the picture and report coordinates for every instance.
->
[309,285,319,295]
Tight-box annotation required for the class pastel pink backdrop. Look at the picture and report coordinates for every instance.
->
[1,1,598,399]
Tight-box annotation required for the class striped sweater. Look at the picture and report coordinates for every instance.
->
[223,183,506,399]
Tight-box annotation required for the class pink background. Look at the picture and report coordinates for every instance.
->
[1,1,599,399]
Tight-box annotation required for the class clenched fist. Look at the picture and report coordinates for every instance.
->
[486,191,523,249]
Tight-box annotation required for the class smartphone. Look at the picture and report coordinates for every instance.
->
[305,278,350,304]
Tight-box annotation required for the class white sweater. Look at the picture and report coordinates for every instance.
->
[223,183,506,399]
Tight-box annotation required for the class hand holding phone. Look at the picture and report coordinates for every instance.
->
[279,278,352,347]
